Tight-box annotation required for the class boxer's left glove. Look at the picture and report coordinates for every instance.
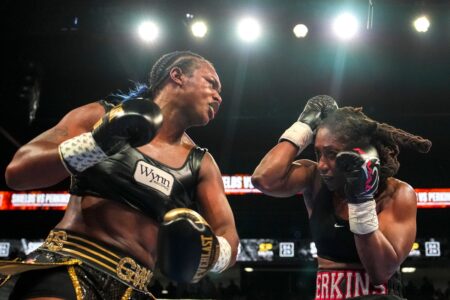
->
[336,146,380,235]
[59,98,163,174]
[157,208,232,283]
[279,95,338,155]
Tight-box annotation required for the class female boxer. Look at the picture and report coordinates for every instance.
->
[252,97,431,300]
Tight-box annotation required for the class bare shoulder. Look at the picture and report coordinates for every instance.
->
[62,102,105,124]
[27,101,105,144]
[56,102,106,134]
[201,150,218,169]
[380,178,417,215]
[196,151,226,198]
[389,178,416,203]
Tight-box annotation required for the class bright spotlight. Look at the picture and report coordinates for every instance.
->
[138,21,159,43]
[293,24,308,38]
[332,13,359,40]
[401,267,416,273]
[244,267,254,272]
[237,17,261,42]
[414,16,430,33]
[191,21,208,38]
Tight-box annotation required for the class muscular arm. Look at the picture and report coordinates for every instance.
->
[252,95,338,197]
[196,152,239,266]
[354,181,417,284]
[5,102,105,190]
[251,141,316,197]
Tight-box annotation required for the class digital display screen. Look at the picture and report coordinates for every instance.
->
[237,239,316,262]
[0,237,445,261]
[0,175,449,210]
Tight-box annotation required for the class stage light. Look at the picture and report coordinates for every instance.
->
[244,267,254,272]
[332,13,359,40]
[138,21,159,43]
[401,267,416,273]
[237,17,261,42]
[413,16,430,33]
[191,20,208,38]
[293,24,308,38]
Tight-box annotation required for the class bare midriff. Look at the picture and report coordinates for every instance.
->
[55,195,159,269]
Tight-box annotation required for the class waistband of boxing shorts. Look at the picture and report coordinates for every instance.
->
[315,269,402,300]
[39,229,154,294]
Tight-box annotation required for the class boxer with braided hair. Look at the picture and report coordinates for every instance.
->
[147,51,205,96]
[253,99,431,300]
[2,50,239,299]
[319,107,431,186]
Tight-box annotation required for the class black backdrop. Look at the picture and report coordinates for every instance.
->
[0,0,449,239]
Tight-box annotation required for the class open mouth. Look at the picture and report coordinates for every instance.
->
[208,101,220,118]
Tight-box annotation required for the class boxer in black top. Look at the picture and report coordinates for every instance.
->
[252,96,431,300]
[3,51,239,299]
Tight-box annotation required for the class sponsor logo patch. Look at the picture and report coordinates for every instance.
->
[134,161,174,196]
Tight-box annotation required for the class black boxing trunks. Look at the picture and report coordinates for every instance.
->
[315,269,404,300]
[0,229,155,299]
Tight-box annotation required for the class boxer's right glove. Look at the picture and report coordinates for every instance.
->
[336,146,380,235]
[279,95,338,155]
[157,208,232,283]
[59,98,163,174]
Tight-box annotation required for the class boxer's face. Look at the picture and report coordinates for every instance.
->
[314,127,346,191]
[178,61,222,126]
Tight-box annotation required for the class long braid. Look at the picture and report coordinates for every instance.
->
[376,122,432,154]
[374,122,432,179]
[319,107,432,183]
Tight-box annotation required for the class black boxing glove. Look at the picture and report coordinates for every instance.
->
[336,146,380,234]
[279,95,338,155]
[92,98,162,154]
[59,98,163,173]
[298,95,339,131]
[157,208,232,283]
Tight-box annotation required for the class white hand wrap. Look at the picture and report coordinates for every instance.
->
[58,132,107,174]
[348,199,379,235]
[210,236,232,273]
[279,121,313,155]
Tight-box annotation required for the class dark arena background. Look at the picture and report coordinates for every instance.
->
[0,0,449,299]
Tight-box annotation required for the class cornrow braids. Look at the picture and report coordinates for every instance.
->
[106,51,207,104]
[318,107,432,184]
[148,50,207,97]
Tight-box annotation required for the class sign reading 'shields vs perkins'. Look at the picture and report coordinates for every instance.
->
[0,176,449,209]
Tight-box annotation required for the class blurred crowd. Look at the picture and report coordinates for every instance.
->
[148,276,450,300]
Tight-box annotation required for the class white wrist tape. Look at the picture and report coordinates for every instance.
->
[279,122,313,155]
[210,236,232,273]
[348,200,379,235]
[58,132,107,174]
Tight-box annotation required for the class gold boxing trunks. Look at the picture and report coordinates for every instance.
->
[0,229,154,297]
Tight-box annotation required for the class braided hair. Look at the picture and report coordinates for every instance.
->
[148,50,207,97]
[112,51,208,102]
[318,107,432,184]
